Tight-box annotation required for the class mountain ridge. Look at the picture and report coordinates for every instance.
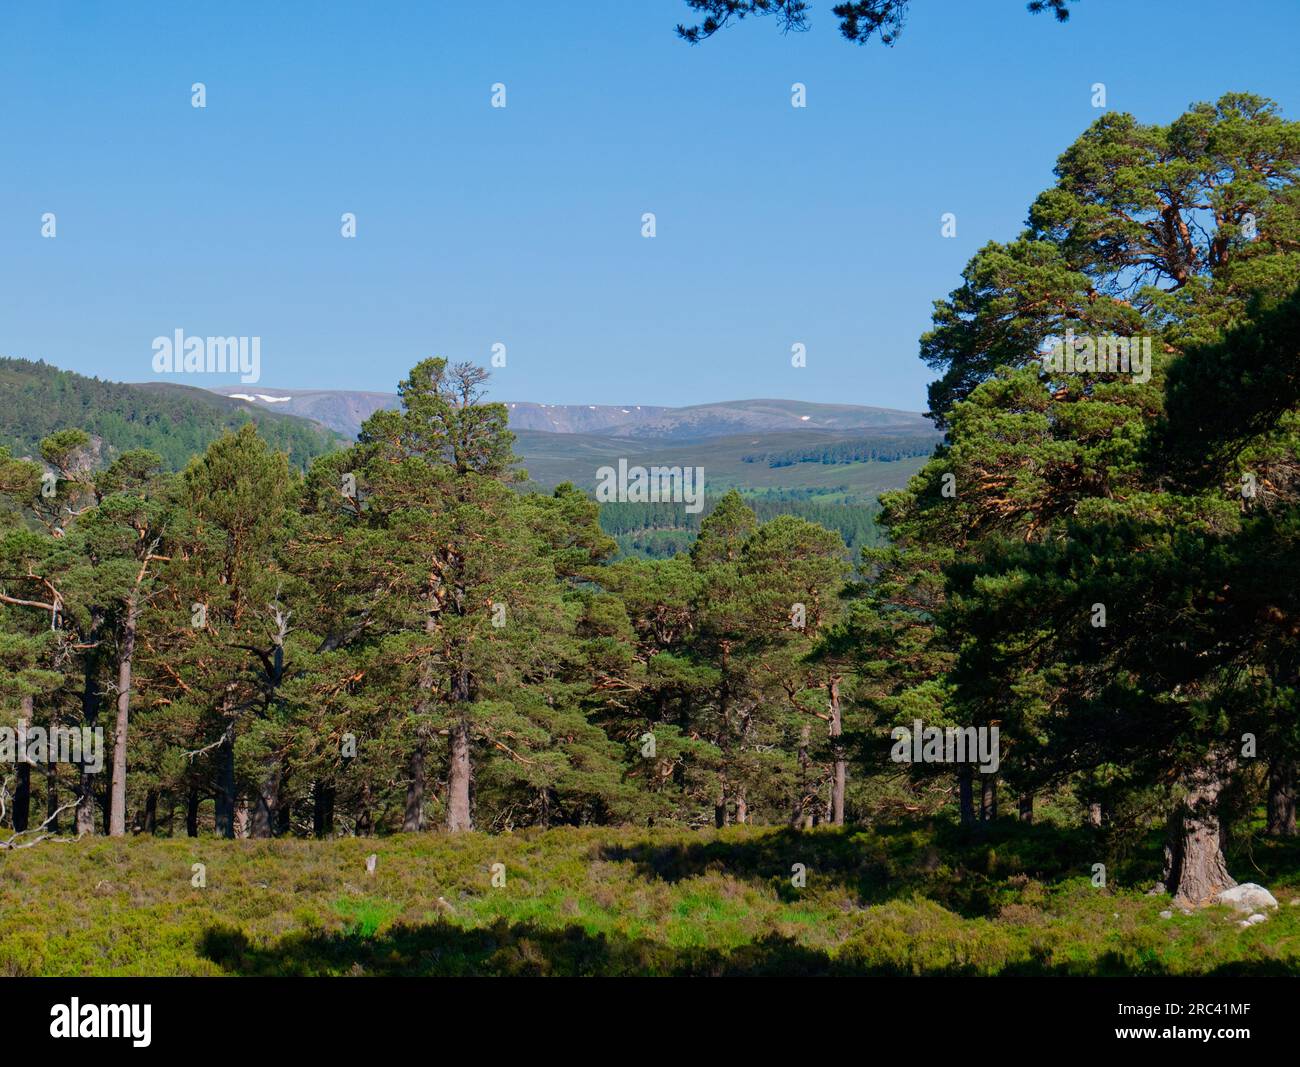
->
[203,386,935,440]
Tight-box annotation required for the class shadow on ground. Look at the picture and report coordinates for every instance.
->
[599,819,1115,918]
[200,920,1298,977]
[194,820,1300,977]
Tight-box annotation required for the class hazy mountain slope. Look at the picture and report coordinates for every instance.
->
[1,359,344,470]
[207,387,936,440]
[205,387,400,439]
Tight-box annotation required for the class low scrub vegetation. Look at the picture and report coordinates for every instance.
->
[2,820,1297,977]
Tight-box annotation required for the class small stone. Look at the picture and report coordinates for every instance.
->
[1245,912,1267,925]
[1159,910,1173,919]
[365,853,377,875]
[1217,883,1278,913]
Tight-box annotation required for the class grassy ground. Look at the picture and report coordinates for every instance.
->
[1,819,1298,976]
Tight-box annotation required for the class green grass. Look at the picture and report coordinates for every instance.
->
[1,820,1297,976]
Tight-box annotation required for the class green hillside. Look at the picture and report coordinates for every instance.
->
[514,428,936,496]
[512,428,938,560]
[0,358,344,470]
[599,494,888,560]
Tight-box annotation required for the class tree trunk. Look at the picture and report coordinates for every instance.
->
[828,676,846,826]
[406,603,437,832]
[108,594,140,837]
[46,761,60,833]
[357,783,373,836]
[980,776,997,821]
[312,782,334,838]
[1163,761,1236,906]
[403,742,426,832]
[13,696,32,832]
[250,760,281,838]
[276,789,291,835]
[234,799,250,838]
[1087,801,1102,828]
[445,660,473,831]
[141,789,157,834]
[1018,792,1034,823]
[791,722,811,828]
[185,789,199,837]
[214,722,236,839]
[446,717,472,832]
[76,608,104,837]
[101,768,112,835]
[75,769,96,835]
[12,765,30,832]
[735,787,747,825]
[957,765,975,826]
[1267,758,1297,836]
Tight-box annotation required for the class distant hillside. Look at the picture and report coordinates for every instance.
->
[504,399,933,438]
[0,359,344,470]
[511,428,939,497]
[207,387,936,441]
[505,426,940,560]
[599,495,892,561]
[205,387,400,440]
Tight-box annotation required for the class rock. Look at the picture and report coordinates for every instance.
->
[1217,883,1278,913]
[1159,910,1173,919]
[1237,913,1268,929]
[365,853,377,875]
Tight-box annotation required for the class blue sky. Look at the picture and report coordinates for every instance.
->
[2,0,1297,411]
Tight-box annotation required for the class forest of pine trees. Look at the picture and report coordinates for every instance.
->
[741,434,939,467]
[2,93,1299,913]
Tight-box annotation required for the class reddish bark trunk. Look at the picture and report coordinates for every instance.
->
[1163,762,1236,906]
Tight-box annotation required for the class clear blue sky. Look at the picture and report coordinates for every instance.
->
[2,0,1297,411]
